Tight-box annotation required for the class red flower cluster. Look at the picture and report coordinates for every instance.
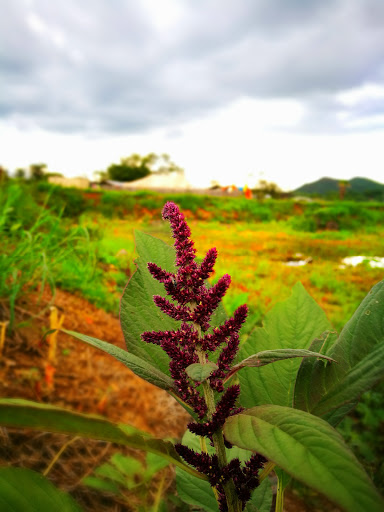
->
[141,202,265,511]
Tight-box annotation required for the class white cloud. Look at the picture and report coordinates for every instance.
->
[140,0,184,31]
[1,0,384,191]
[337,83,384,106]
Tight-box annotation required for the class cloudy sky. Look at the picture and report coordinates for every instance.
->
[1,0,384,191]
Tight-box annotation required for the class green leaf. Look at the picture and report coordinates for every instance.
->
[143,452,170,480]
[120,231,179,376]
[238,283,331,408]
[185,362,218,382]
[82,476,121,495]
[274,467,292,491]
[110,453,144,478]
[0,398,206,482]
[61,329,174,392]
[226,348,335,380]
[0,467,83,512]
[86,454,147,492]
[224,405,384,512]
[294,279,384,421]
[94,463,128,486]
[245,477,273,512]
[176,467,218,512]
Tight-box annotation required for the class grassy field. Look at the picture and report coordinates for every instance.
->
[82,212,384,334]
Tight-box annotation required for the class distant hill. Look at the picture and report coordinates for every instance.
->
[294,177,384,200]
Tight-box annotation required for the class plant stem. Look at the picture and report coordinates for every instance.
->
[0,321,9,357]
[151,472,166,512]
[212,427,242,512]
[196,343,242,512]
[43,436,79,476]
[259,460,275,483]
[275,474,285,512]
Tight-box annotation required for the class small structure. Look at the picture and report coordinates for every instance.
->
[48,177,90,189]
[103,170,191,192]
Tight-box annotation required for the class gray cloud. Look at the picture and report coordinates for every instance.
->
[1,0,383,134]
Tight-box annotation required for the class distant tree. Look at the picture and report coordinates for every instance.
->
[364,188,384,202]
[107,162,150,182]
[29,163,47,181]
[93,170,109,183]
[15,168,26,180]
[0,166,9,183]
[151,153,183,174]
[253,180,282,199]
[45,172,64,179]
[107,153,183,182]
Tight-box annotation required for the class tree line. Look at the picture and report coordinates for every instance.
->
[0,153,183,184]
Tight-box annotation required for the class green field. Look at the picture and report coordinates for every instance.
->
[81,211,384,334]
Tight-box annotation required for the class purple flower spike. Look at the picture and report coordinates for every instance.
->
[197,247,218,281]
[210,331,240,386]
[153,295,192,321]
[202,304,248,351]
[147,262,175,283]
[162,202,197,268]
[193,275,231,330]
[175,444,221,486]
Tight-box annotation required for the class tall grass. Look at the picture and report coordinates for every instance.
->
[0,183,94,329]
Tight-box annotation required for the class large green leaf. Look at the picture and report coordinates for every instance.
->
[224,405,384,512]
[294,279,384,421]
[0,467,83,512]
[238,283,331,408]
[0,398,206,481]
[61,329,174,391]
[176,430,273,511]
[120,231,178,375]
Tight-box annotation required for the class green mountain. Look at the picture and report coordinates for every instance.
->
[294,177,384,200]
[349,177,384,193]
